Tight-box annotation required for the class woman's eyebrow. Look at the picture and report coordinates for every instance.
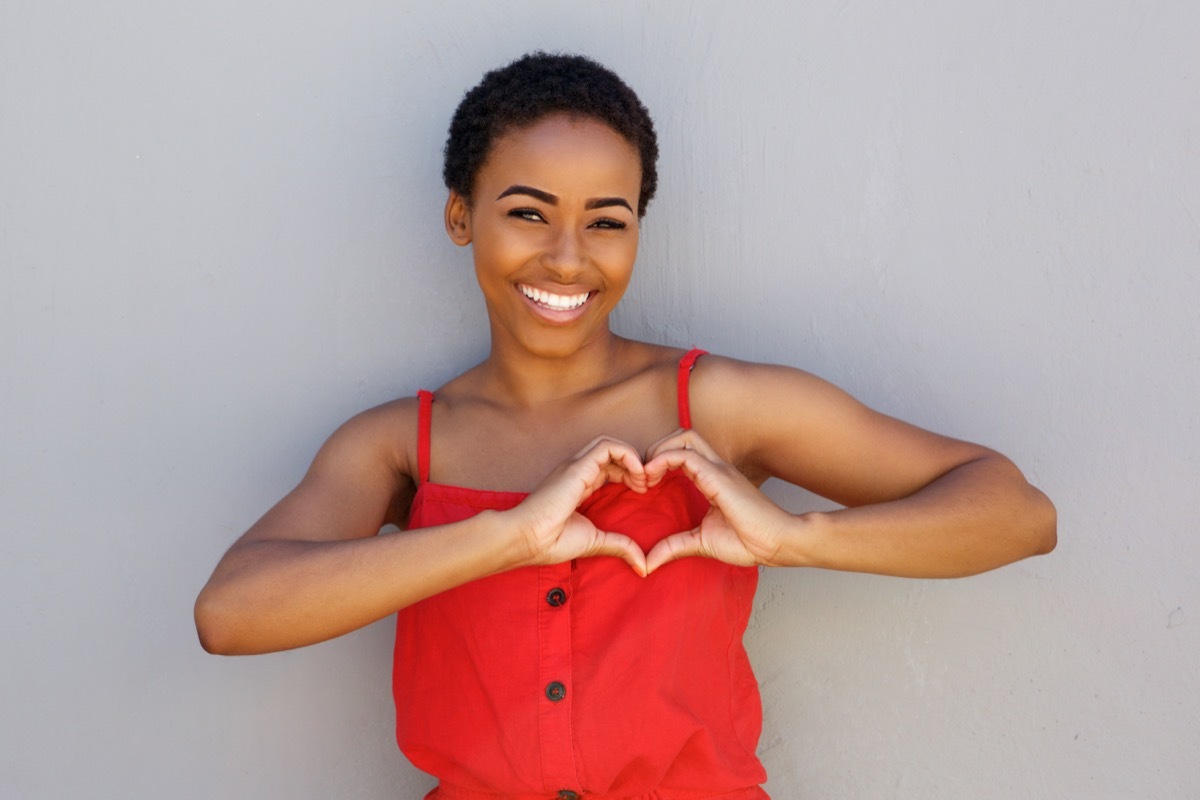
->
[585,197,633,212]
[495,185,632,213]
[496,185,556,204]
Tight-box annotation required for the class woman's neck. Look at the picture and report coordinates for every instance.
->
[480,330,636,408]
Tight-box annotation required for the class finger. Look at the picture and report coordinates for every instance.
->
[606,444,648,491]
[591,529,648,577]
[572,433,621,458]
[583,438,647,488]
[644,448,724,499]
[644,529,705,573]
[645,428,721,462]
[574,434,641,465]
[644,435,721,488]
[591,462,647,495]
[644,427,686,461]
[591,454,647,495]
[566,439,646,498]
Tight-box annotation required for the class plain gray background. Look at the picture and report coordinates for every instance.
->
[3,2,1197,798]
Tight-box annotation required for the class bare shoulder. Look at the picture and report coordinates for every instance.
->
[688,353,837,422]
[687,354,829,460]
[313,396,420,484]
[690,354,869,422]
[689,352,825,399]
[236,396,423,545]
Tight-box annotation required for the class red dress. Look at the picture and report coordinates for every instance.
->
[394,350,768,800]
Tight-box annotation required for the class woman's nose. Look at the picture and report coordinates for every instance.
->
[542,226,586,278]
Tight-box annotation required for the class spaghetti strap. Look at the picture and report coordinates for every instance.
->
[416,389,433,485]
[677,348,708,429]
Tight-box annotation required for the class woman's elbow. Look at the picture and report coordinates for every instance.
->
[194,586,242,656]
[1025,486,1058,557]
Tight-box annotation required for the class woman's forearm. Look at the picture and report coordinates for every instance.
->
[194,510,522,655]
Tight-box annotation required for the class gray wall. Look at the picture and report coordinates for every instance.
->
[3,2,1197,798]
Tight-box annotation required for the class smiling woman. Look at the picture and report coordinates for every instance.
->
[194,52,1056,799]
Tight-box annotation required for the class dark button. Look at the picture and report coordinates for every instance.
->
[546,587,567,607]
[558,792,579,800]
[545,681,566,702]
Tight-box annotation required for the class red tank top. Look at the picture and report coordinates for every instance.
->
[394,350,767,800]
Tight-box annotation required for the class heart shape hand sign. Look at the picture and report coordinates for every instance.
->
[511,430,792,577]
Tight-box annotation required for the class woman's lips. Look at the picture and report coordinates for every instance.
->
[516,283,595,322]
[517,283,591,310]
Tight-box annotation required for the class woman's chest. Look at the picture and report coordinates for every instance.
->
[428,389,680,492]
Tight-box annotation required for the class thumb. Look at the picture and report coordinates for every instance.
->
[591,529,648,577]
[644,530,704,574]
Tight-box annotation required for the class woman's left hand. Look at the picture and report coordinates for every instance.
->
[642,429,795,573]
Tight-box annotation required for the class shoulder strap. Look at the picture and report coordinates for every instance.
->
[416,390,433,484]
[676,348,708,429]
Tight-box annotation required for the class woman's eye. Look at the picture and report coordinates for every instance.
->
[508,208,545,223]
[589,218,627,230]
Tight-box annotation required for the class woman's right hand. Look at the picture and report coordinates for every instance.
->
[506,436,649,576]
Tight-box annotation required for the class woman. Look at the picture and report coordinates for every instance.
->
[195,52,1056,799]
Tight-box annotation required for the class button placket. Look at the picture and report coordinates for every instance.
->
[537,564,579,788]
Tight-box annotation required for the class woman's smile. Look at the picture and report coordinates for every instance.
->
[516,283,595,322]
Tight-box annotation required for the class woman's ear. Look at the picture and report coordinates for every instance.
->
[444,190,472,246]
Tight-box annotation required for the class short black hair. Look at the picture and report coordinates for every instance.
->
[443,52,659,217]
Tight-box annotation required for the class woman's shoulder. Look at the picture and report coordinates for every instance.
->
[346,394,422,430]
[689,349,822,397]
[619,342,828,421]
[315,395,423,484]
[686,351,837,467]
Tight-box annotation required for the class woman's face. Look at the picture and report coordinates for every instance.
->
[446,113,642,360]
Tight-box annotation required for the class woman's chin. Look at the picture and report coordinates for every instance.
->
[494,323,614,361]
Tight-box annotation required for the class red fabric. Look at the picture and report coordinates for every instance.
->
[418,389,433,484]
[395,350,768,799]
[676,348,704,430]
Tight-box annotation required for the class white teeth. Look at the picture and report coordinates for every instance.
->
[519,285,590,310]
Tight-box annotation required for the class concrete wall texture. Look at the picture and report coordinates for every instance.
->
[3,2,1197,798]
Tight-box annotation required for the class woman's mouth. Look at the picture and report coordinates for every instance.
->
[517,284,593,312]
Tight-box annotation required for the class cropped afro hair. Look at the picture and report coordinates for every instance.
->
[443,52,659,217]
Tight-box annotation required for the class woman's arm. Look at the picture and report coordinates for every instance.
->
[643,357,1056,577]
[195,402,508,655]
[195,404,648,655]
